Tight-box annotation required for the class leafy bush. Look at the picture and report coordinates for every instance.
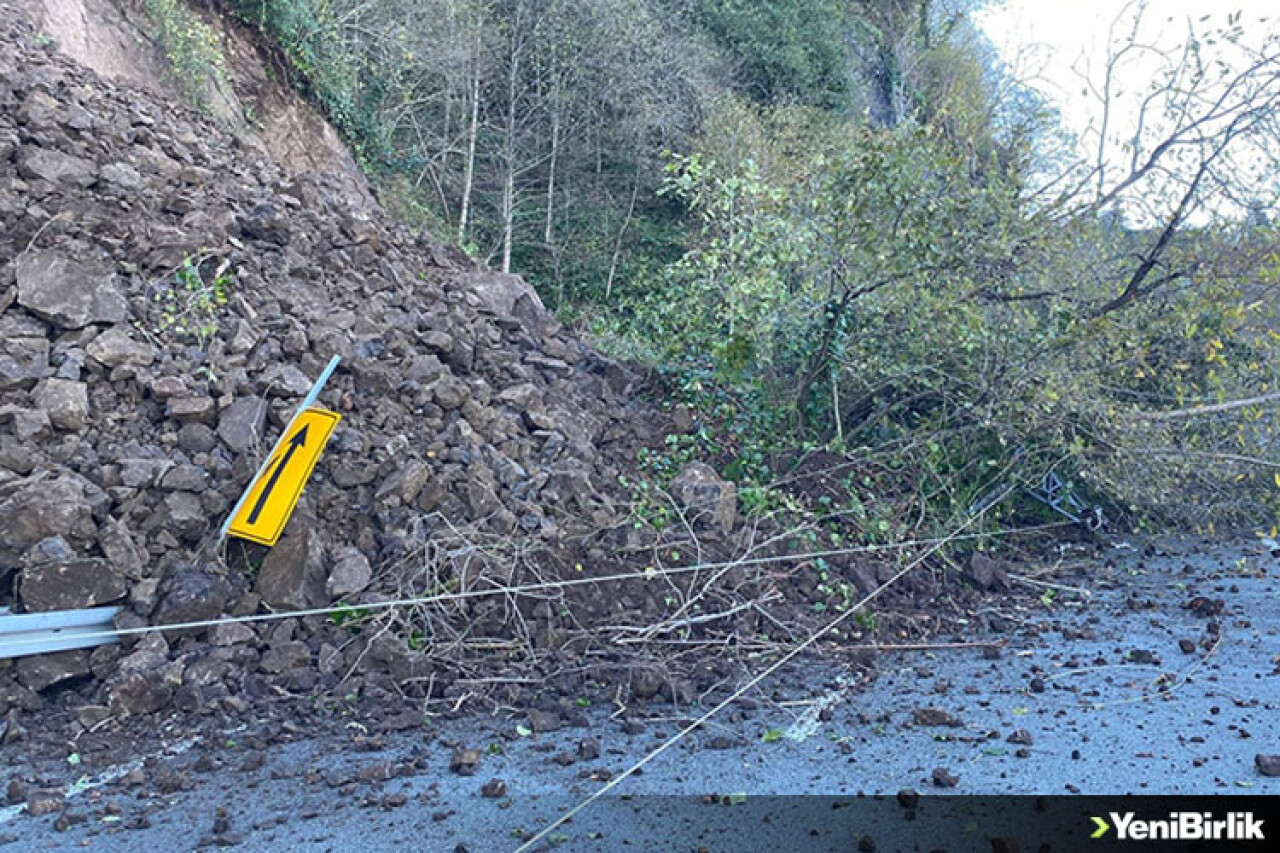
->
[595,97,1280,533]
[141,0,227,108]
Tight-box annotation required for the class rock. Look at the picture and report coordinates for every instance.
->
[0,330,49,390]
[23,536,75,566]
[118,634,169,673]
[33,378,88,431]
[470,272,549,332]
[527,709,561,734]
[431,376,469,410]
[931,767,959,788]
[107,672,171,717]
[240,203,292,245]
[1178,638,1196,654]
[153,568,231,626]
[576,737,601,761]
[149,376,187,398]
[419,331,454,353]
[6,779,27,806]
[211,622,256,646]
[120,458,170,488]
[966,552,1009,592]
[86,326,154,368]
[260,641,310,673]
[18,559,126,611]
[16,146,97,187]
[327,546,372,599]
[630,668,662,700]
[496,383,538,409]
[480,779,506,798]
[2,709,25,745]
[260,364,311,397]
[15,251,127,329]
[1,406,51,441]
[0,476,95,549]
[25,790,65,817]
[669,462,737,533]
[129,577,160,614]
[159,491,206,537]
[99,162,143,190]
[1006,729,1033,745]
[177,423,217,453]
[1257,754,1280,777]
[256,529,327,611]
[16,650,91,692]
[449,747,481,776]
[160,464,209,491]
[911,707,963,728]
[97,520,146,579]
[218,396,267,452]
[167,396,216,423]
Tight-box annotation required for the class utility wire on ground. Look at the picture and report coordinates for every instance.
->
[513,491,1041,853]
[0,521,1071,656]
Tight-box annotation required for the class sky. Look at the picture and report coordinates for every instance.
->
[974,0,1279,218]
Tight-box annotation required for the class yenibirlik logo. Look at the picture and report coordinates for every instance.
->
[1091,812,1265,841]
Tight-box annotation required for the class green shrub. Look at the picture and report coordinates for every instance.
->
[141,0,227,109]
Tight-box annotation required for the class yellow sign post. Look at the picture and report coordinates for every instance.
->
[227,406,341,546]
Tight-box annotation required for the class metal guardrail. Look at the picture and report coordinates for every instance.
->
[0,606,121,659]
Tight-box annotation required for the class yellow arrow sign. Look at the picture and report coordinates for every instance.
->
[227,407,341,546]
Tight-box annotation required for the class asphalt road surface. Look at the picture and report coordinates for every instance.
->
[4,536,1277,852]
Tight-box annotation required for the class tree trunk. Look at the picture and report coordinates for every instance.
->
[501,31,519,274]
[545,90,559,249]
[605,160,641,300]
[458,27,481,246]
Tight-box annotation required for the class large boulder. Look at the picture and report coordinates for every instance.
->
[217,396,267,453]
[669,462,737,533]
[327,546,372,599]
[18,559,127,611]
[97,520,147,579]
[0,476,96,551]
[152,567,231,626]
[32,378,88,431]
[469,272,553,334]
[15,251,127,329]
[15,650,92,692]
[85,326,155,369]
[15,146,97,187]
[256,528,327,611]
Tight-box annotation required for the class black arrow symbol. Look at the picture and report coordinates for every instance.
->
[246,424,309,525]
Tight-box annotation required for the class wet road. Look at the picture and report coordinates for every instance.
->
[6,536,1277,852]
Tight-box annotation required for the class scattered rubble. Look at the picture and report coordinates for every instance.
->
[0,0,687,719]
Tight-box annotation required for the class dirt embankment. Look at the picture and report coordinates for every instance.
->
[15,0,372,208]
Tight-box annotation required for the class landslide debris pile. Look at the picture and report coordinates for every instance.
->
[0,4,698,721]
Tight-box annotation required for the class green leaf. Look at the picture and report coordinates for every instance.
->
[762,728,784,742]
[516,724,532,737]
